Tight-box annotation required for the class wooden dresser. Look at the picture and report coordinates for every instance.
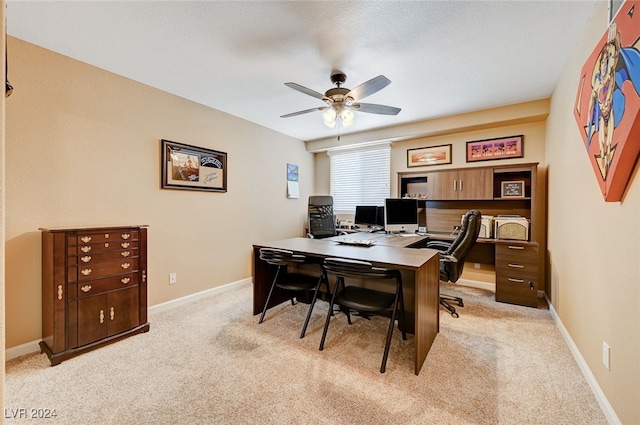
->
[39,225,150,365]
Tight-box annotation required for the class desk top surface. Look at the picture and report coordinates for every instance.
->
[254,236,437,270]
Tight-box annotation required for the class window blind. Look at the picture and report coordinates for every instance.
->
[328,144,390,213]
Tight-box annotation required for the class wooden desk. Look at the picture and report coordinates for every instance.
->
[252,236,439,375]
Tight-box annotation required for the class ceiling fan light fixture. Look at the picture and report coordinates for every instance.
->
[323,107,337,127]
[340,108,354,126]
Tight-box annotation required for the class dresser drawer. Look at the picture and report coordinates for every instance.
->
[68,273,139,300]
[68,239,139,256]
[68,248,139,266]
[68,258,139,282]
[68,230,138,246]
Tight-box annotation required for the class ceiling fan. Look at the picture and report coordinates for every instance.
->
[281,70,401,128]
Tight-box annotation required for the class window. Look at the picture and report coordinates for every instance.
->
[328,144,390,213]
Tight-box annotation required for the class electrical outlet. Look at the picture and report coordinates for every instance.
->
[602,341,610,370]
[169,273,177,285]
[474,263,481,269]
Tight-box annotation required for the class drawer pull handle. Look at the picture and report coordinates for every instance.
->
[507,263,524,268]
[122,233,131,240]
[81,255,92,263]
[508,278,525,283]
[121,251,131,257]
[142,270,146,283]
[121,277,131,284]
[81,268,92,276]
[81,285,92,293]
[81,246,92,253]
[530,281,535,290]
[121,242,130,248]
[507,245,525,250]
[110,307,115,321]
[81,236,92,243]
[99,310,104,324]
[121,262,131,269]
[105,233,110,238]
[57,285,63,300]
[104,243,109,248]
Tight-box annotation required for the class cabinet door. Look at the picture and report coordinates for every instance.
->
[457,168,493,200]
[107,287,140,336]
[428,170,459,200]
[76,295,107,347]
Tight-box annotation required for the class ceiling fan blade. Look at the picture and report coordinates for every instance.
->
[280,106,328,118]
[346,75,391,101]
[351,102,401,115]
[284,82,329,102]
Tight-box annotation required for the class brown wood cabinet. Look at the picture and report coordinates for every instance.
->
[421,168,493,200]
[495,242,539,307]
[40,225,150,365]
[398,163,546,307]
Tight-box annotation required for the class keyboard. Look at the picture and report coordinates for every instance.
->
[335,238,376,247]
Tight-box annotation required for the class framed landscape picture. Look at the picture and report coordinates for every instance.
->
[161,139,227,192]
[407,144,452,167]
[466,135,524,163]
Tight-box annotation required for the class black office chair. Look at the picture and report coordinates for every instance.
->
[307,195,337,239]
[258,248,329,338]
[426,209,482,318]
[319,257,406,373]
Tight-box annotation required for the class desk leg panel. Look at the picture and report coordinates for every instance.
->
[252,247,291,315]
[413,254,440,375]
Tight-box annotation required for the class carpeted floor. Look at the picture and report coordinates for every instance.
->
[5,282,607,424]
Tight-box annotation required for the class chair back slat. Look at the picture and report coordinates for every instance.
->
[259,248,307,266]
[324,257,399,279]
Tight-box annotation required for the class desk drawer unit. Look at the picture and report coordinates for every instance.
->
[40,225,150,365]
[495,243,538,307]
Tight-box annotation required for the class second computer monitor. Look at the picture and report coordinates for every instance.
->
[384,198,419,233]
[354,205,378,228]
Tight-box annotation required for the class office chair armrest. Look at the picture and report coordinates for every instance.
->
[426,241,451,251]
[440,254,457,263]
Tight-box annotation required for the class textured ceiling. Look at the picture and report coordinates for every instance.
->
[6,1,598,142]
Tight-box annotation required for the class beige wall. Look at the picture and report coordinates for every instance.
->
[4,37,315,348]
[546,1,639,423]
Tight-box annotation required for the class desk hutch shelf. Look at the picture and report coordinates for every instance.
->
[398,162,546,307]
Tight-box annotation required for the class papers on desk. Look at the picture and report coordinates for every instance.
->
[335,238,376,247]
[398,233,420,237]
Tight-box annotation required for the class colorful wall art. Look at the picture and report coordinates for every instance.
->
[573,1,640,202]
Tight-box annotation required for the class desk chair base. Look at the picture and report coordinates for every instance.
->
[440,294,463,318]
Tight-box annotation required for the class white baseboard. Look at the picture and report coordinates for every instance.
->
[545,294,620,425]
[5,340,42,362]
[148,277,251,315]
[5,278,253,362]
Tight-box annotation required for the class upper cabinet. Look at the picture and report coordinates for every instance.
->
[400,167,493,201]
[398,163,543,242]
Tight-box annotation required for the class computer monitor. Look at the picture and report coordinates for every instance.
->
[384,198,419,233]
[375,206,385,229]
[354,205,378,228]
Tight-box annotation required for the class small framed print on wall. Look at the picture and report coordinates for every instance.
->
[161,139,227,192]
[466,135,524,163]
[407,144,452,167]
